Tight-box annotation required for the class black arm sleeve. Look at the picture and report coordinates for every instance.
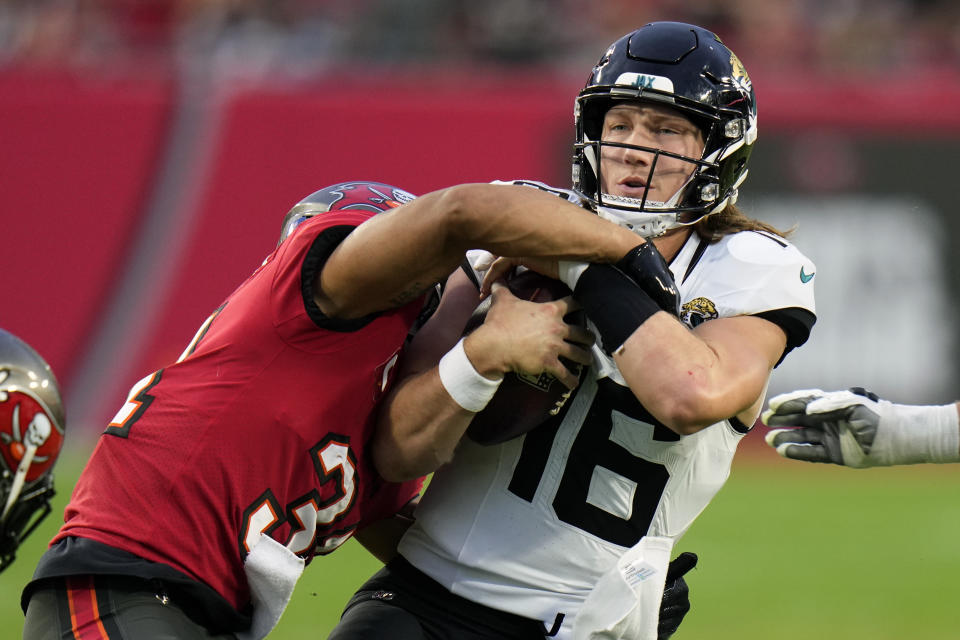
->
[573,264,663,354]
[755,307,817,367]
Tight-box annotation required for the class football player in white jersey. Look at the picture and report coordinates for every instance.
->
[764,388,960,467]
[330,22,817,640]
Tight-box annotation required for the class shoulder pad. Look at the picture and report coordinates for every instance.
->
[680,231,816,318]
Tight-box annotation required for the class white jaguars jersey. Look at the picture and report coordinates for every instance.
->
[401,185,817,639]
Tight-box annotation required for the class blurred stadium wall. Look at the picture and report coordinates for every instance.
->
[2,64,958,436]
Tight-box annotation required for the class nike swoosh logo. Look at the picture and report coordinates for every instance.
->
[800,266,815,283]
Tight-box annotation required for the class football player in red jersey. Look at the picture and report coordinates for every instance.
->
[20,180,654,640]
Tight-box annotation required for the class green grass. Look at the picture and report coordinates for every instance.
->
[676,455,960,639]
[4,441,960,639]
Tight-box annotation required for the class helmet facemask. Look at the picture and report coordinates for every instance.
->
[572,22,758,238]
[0,471,54,573]
[577,124,716,237]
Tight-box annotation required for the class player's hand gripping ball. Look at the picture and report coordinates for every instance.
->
[464,270,589,445]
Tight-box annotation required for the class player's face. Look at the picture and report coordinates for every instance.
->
[599,102,705,204]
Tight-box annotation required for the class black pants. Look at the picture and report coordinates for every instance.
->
[328,557,552,640]
[22,575,238,640]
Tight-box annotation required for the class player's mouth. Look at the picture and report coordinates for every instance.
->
[616,177,651,198]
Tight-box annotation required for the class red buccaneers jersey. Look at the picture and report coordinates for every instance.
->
[52,211,424,612]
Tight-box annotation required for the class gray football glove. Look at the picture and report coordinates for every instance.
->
[763,387,960,467]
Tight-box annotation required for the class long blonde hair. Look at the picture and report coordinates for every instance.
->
[693,203,793,243]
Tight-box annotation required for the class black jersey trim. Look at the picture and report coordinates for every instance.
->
[681,236,711,284]
[406,283,443,346]
[300,224,379,332]
[751,229,789,248]
[459,256,481,291]
[754,307,817,367]
[728,415,752,434]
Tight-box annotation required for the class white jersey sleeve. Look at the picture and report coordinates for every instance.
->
[672,229,816,358]
[677,230,814,312]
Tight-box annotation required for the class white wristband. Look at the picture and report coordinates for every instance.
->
[438,338,503,412]
[880,402,960,465]
[557,260,589,291]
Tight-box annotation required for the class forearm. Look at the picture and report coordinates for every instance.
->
[318,184,641,319]
[615,314,783,434]
[559,261,764,433]
[445,184,641,263]
[372,270,500,482]
[372,367,477,482]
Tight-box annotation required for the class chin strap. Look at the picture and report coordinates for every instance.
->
[594,193,734,240]
[595,204,680,239]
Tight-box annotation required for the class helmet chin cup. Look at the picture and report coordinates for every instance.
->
[595,200,688,239]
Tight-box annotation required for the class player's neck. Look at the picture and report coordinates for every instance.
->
[652,228,692,263]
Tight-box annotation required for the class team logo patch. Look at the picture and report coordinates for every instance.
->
[517,371,557,393]
[729,52,752,95]
[680,297,719,328]
[326,183,413,213]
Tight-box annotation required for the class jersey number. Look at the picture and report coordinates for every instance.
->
[507,378,675,547]
[106,306,223,438]
[239,434,359,559]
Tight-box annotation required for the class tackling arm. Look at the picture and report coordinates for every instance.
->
[315,183,642,319]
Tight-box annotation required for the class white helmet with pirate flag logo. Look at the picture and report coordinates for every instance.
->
[0,329,65,573]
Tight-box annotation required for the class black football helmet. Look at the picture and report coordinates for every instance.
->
[573,22,757,238]
[278,181,417,245]
[0,329,65,573]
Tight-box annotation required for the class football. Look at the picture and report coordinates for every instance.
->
[464,269,588,446]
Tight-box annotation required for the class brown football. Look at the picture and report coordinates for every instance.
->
[464,270,588,446]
